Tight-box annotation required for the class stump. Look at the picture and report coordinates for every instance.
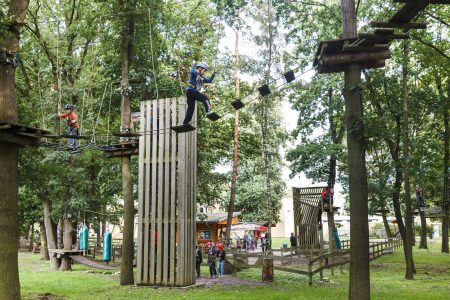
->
[262,258,274,282]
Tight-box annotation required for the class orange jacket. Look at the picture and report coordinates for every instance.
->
[58,111,79,128]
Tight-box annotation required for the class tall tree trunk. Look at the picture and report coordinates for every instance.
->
[0,1,30,298]
[225,9,241,246]
[382,213,393,238]
[340,1,370,299]
[40,222,50,260]
[437,79,449,253]
[119,0,136,285]
[43,200,60,269]
[402,39,415,279]
[262,0,274,282]
[418,211,428,249]
[59,217,73,271]
[29,222,35,252]
[57,218,64,249]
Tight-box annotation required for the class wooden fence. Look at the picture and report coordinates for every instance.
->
[231,238,402,286]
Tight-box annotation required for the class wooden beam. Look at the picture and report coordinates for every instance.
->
[370,21,427,29]
[394,0,450,3]
[343,43,390,52]
[358,33,410,40]
[320,50,391,66]
[0,131,39,146]
[105,148,139,158]
[389,1,428,23]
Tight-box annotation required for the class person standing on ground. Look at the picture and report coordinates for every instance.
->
[207,243,217,279]
[183,62,216,124]
[290,232,297,248]
[216,243,226,278]
[195,245,203,278]
[57,104,79,149]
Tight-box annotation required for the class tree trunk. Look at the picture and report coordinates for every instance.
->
[119,0,136,285]
[438,79,449,253]
[57,218,64,249]
[43,200,60,269]
[0,1,30,297]
[418,210,428,249]
[402,39,414,279]
[382,213,393,238]
[225,9,241,245]
[29,222,35,252]
[40,222,50,260]
[340,1,370,299]
[262,258,274,281]
[59,217,73,271]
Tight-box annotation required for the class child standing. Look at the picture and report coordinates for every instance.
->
[207,243,217,278]
[216,243,226,277]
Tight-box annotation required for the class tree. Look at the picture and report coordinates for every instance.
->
[118,0,136,285]
[0,0,30,298]
[339,0,370,299]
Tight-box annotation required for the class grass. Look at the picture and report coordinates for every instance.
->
[19,242,450,300]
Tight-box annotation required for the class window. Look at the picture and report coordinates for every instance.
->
[198,230,211,240]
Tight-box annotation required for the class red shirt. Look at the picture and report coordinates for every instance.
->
[58,111,79,128]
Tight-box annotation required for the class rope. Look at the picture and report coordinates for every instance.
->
[80,90,86,135]
[148,6,159,100]
[92,83,109,143]
[106,83,113,144]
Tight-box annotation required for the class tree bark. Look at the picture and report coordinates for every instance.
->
[225,9,241,246]
[0,1,30,298]
[29,222,35,252]
[43,200,60,269]
[40,222,50,260]
[437,78,449,253]
[119,0,136,285]
[382,213,393,238]
[402,39,414,279]
[418,210,428,249]
[59,217,73,271]
[340,1,370,299]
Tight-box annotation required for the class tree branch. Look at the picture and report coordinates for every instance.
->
[411,34,450,60]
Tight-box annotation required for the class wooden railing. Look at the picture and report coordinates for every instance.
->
[231,238,402,286]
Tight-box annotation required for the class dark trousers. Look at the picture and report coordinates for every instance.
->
[68,127,79,149]
[209,262,217,277]
[183,89,211,124]
[196,261,201,278]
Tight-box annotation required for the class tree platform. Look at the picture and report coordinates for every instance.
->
[0,121,50,146]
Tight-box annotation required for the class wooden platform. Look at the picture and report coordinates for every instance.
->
[99,140,139,158]
[0,121,50,146]
[70,255,119,270]
[314,0,450,74]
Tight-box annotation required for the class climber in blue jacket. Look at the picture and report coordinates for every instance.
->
[183,62,216,124]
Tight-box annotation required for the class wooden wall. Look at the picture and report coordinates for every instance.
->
[136,97,197,287]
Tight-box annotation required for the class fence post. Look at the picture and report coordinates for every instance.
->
[308,259,313,286]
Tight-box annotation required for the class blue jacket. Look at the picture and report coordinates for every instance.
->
[187,65,215,92]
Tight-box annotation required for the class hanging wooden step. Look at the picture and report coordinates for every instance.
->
[231,99,245,110]
[171,124,196,133]
[206,112,221,121]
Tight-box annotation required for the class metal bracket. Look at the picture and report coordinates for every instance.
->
[121,85,132,96]
[0,49,18,67]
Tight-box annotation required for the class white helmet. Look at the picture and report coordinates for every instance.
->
[196,62,209,70]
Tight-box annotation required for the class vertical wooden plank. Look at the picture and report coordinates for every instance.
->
[150,99,158,284]
[170,98,176,286]
[177,96,186,286]
[136,101,146,284]
[163,99,170,285]
[143,102,152,284]
[186,120,192,284]
[156,98,164,285]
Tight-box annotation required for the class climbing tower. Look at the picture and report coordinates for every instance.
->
[136,97,197,286]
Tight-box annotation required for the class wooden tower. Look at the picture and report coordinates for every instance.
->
[136,97,197,287]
